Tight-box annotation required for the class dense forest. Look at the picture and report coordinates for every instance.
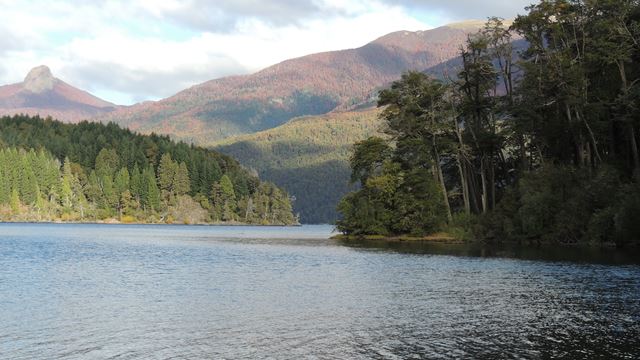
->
[338,0,640,247]
[215,110,381,223]
[0,115,296,225]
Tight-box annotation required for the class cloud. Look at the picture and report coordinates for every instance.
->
[61,60,248,104]
[382,0,533,21]
[0,26,23,55]
[137,0,346,32]
[0,0,530,105]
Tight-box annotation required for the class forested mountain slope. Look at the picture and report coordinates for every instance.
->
[215,109,382,223]
[0,115,295,224]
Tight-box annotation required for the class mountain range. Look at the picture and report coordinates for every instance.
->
[0,20,494,223]
[95,20,487,144]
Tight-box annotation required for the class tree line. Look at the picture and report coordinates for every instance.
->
[338,0,640,247]
[0,115,296,224]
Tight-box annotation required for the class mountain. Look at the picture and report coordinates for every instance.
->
[215,108,383,223]
[96,21,488,144]
[0,66,118,123]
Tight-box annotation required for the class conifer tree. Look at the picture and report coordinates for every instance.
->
[20,156,38,205]
[144,166,161,211]
[10,187,20,215]
[61,157,74,211]
[174,162,191,196]
[158,153,177,194]
[130,164,143,202]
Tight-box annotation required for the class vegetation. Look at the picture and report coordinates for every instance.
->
[338,0,640,247]
[0,115,296,225]
[215,110,382,223]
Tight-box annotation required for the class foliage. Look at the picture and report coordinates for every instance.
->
[0,115,296,225]
[337,136,447,237]
[216,109,382,223]
[338,1,640,246]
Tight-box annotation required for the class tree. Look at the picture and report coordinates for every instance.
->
[114,167,130,217]
[19,154,39,205]
[61,157,75,211]
[0,115,295,224]
[378,72,455,222]
[213,175,237,221]
[95,148,119,179]
[349,137,391,186]
[158,153,177,194]
[130,164,143,202]
[10,187,20,215]
[143,166,161,212]
[173,162,191,196]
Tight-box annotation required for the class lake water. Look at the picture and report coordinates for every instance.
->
[1,223,639,359]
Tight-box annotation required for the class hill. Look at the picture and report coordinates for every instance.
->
[95,21,487,143]
[0,66,118,122]
[0,115,296,225]
[215,108,383,223]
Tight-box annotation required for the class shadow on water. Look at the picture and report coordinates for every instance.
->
[334,239,640,265]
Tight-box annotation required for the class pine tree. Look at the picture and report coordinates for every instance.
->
[95,148,119,179]
[158,153,177,193]
[173,162,191,196]
[19,155,39,205]
[61,157,74,211]
[144,166,161,212]
[10,187,20,215]
[0,149,9,204]
[218,175,237,221]
[130,164,143,202]
[114,168,130,196]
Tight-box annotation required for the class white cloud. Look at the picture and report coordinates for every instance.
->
[0,0,525,105]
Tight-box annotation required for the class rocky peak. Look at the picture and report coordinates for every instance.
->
[23,65,56,93]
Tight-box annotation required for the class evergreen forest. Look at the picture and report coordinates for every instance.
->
[338,0,640,247]
[0,115,296,225]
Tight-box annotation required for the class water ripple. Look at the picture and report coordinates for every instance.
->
[0,223,639,359]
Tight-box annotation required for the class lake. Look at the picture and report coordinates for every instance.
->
[1,223,639,359]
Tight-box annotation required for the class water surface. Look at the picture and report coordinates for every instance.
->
[1,223,638,359]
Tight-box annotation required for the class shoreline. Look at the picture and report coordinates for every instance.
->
[331,232,464,244]
[331,233,638,250]
[0,220,302,227]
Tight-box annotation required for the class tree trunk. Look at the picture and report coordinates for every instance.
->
[467,163,481,214]
[433,138,452,223]
[630,124,640,179]
[480,156,488,214]
[457,156,471,215]
[453,116,471,215]
[618,60,640,178]
[576,109,601,164]
[519,134,528,171]
[490,158,496,210]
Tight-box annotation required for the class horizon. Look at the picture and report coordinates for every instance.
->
[0,0,530,105]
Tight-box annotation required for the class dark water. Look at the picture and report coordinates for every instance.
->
[1,224,639,359]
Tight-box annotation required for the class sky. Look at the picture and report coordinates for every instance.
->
[0,0,532,105]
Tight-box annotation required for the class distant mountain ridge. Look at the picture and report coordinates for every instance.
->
[0,66,118,123]
[95,20,490,144]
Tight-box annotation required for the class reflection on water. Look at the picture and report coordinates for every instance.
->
[0,223,638,359]
[335,238,640,265]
